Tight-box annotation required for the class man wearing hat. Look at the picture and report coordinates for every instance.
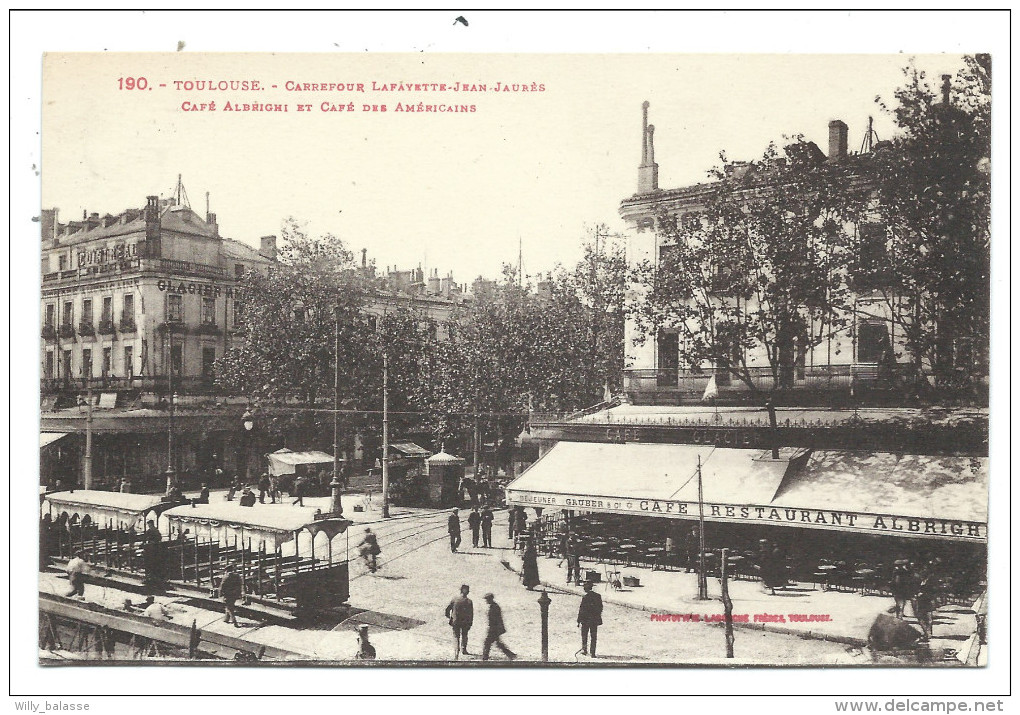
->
[447,508,462,553]
[445,584,474,659]
[481,592,516,661]
[577,581,604,657]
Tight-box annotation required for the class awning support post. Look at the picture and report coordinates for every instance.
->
[697,455,708,601]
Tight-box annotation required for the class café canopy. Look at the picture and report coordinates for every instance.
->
[505,442,987,542]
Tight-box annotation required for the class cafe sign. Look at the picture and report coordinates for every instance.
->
[78,241,139,267]
[505,489,986,542]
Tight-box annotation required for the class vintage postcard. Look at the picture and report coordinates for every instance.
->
[15,11,1007,706]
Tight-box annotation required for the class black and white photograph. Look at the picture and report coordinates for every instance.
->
[10,8,1009,707]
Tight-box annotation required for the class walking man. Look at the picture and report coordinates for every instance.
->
[565,533,582,585]
[220,564,243,627]
[291,476,305,507]
[577,581,603,657]
[358,528,381,573]
[447,508,462,553]
[468,507,482,548]
[445,584,474,659]
[482,593,517,661]
[257,473,271,504]
[480,505,494,548]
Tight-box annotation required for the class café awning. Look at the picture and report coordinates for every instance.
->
[40,432,70,450]
[505,442,987,542]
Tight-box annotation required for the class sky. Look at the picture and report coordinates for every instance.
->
[39,49,970,285]
[10,9,1011,702]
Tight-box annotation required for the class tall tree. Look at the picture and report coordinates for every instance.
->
[865,55,991,389]
[629,142,866,395]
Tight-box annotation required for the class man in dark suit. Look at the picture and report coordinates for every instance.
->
[480,506,494,548]
[577,581,604,657]
[447,509,462,553]
[467,507,482,548]
[482,592,516,661]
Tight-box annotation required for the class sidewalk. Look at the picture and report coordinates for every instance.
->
[495,542,981,662]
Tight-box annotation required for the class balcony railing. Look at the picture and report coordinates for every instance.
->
[157,320,188,334]
[624,363,916,395]
[195,322,222,335]
[77,321,95,337]
[41,257,228,282]
[41,374,221,395]
[97,319,117,335]
[41,325,57,340]
[119,316,137,332]
[57,324,76,339]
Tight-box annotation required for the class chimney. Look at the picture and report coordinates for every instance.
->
[428,272,441,295]
[86,212,101,231]
[637,101,659,193]
[828,120,848,162]
[259,235,278,262]
[40,208,58,243]
[144,195,161,256]
[361,248,367,268]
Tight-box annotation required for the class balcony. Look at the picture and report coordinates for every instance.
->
[157,258,226,279]
[41,325,57,341]
[157,320,188,334]
[195,321,222,336]
[57,324,76,339]
[119,316,137,333]
[97,319,117,335]
[77,321,95,337]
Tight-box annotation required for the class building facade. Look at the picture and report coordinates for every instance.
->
[618,102,985,405]
[40,192,276,400]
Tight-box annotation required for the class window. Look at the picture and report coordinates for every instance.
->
[202,347,216,378]
[45,304,55,328]
[656,330,679,387]
[124,345,134,379]
[82,299,93,325]
[170,343,183,376]
[62,350,72,379]
[122,294,135,324]
[58,254,67,271]
[235,263,246,279]
[232,299,243,328]
[44,351,54,379]
[82,348,93,378]
[167,294,183,322]
[102,347,112,377]
[62,301,73,326]
[102,296,113,322]
[201,297,216,324]
[857,322,890,363]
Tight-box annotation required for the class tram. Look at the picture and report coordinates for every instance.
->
[41,490,353,618]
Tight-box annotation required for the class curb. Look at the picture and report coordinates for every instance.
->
[497,555,867,648]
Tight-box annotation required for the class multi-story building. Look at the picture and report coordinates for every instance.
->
[40,189,276,401]
[618,101,986,405]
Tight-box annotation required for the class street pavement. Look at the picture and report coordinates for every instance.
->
[42,499,980,664]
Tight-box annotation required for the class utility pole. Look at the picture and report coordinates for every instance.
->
[165,327,177,498]
[721,547,735,658]
[330,307,343,516]
[381,349,390,518]
[696,454,708,600]
[81,378,93,490]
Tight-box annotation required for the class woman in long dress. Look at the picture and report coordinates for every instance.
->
[521,541,540,590]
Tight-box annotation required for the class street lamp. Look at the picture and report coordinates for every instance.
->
[76,387,93,490]
[242,409,255,483]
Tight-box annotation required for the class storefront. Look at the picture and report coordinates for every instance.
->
[505,442,987,594]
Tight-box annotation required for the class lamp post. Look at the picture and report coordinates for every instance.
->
[165,325,179,498]
[242,409,254,483]
[381,349,390,518]
[537,589,551,662]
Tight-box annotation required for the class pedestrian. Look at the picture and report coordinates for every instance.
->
[513,509,528,549]
[445,584,474,659]
[481,593,517,661]
[220,564,243,627]
[257,473,271,504]
[507,506,516,541]
[142,595,172,621]
[890,560,916,619]
[565,533,582,585]
[480,505,494,548]
[40,514,53,571]
[226,475,239,502]
[447,508,462,553]
[291,476,305,507]
[358,528,381,573]
[198,483,210,504]
[142,519,162,585]
[119,477,131,493]
[685,526,700,573]
[468,507,482,548]
[66,552,88,598]
[912,569,937,641]
[239,487,257,507]
[355,625,376,660]
[521,540,540,590]
[577,581,604,657]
